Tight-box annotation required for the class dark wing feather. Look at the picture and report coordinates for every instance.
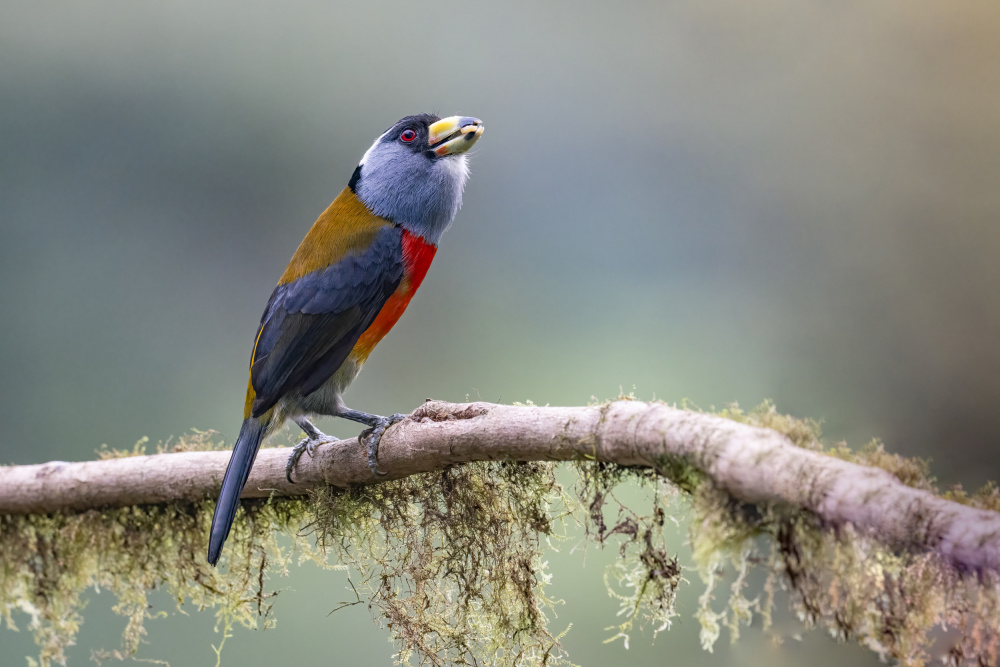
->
[249,225,403,416]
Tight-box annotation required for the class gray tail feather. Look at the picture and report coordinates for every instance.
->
[208,417,267,566]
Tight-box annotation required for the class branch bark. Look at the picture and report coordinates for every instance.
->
[2,400,998,572]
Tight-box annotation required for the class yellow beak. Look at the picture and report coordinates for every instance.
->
[427,116,484,156]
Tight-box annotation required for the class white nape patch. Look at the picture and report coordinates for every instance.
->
[359,129,391,166]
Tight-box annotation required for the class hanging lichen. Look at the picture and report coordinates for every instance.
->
[305,460,571,665]
[685,401,1000,666]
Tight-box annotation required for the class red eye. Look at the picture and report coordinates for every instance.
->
[400,129,417,143]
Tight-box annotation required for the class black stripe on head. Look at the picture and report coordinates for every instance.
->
[348,165,362,193]
[379,113,442,157]
[381,114,441,140]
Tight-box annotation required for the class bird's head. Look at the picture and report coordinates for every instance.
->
[352,114,484,244]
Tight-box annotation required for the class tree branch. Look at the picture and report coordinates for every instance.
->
[2,400,998,573]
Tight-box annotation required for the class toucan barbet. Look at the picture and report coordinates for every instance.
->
[208,114,485,565]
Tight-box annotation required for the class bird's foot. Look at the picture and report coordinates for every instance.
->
[358,413,408,477]
[286,433,338,484]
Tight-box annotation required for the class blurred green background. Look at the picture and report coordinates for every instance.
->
[2,0,998,664]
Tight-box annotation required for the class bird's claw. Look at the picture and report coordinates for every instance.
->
[359,413,408,477]
[285,435,338,484]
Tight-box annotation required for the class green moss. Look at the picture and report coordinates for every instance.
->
[652,453,706,494]
[716,399,824,451]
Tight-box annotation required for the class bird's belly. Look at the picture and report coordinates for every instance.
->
[281,355,363,418]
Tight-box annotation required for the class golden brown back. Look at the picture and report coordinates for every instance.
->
[278,187,392,286]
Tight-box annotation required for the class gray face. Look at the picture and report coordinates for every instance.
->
[354,114,472,245]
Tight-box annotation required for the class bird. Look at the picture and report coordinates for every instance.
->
[207,114,484,566]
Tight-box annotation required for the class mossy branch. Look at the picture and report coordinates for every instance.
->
[3,399,1000,667]
[2,400,998,574]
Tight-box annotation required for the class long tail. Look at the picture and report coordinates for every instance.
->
[208,417,268,566]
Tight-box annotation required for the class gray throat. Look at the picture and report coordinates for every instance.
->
[355,153,470,244]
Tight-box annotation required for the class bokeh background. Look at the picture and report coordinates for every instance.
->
[2,0,999,664]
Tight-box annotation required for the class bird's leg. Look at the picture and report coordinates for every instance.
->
[335,407,408,477]
[286,416,338,484]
